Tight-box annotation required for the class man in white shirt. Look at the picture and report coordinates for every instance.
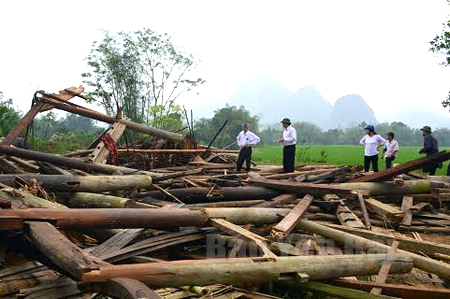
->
[236,123,260,171]
[278,118,297,173]
[383,132,399,169]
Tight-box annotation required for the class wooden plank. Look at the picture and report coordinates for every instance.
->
[358,191,372,227]
[399,196,413,227]
[253,194,297,208]
[88,122,126,164]
[229,224,252,258]
[271,194,313,240]
[330,279,450,299]
[350,150,450,182]
[210,218,276,258]
[371,240,400,294]
[364,198,404,222]
[249,178,367,197]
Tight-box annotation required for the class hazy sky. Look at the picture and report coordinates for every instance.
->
[1,0,450,120]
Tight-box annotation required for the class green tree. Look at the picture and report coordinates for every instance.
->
[195,105,260,149]
[82,29,205,128]
[0,92,21,137]
[430,0,450,106]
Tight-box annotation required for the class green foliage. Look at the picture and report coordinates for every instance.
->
[0,94,21,136]
[195,105,260,148]
[430,0,450,106]
[148,104,184,131]
[32,130,98,154]
[82,29,205,128]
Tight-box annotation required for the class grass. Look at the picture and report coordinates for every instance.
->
[252,145,450,175]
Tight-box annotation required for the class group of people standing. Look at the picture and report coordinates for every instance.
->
[236,118,296,173]
[359,124,440,175]
[235,119,441,176]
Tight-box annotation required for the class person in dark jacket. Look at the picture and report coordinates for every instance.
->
[419,126,439,175]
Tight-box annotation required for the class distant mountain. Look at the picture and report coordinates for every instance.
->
[378,107,450,129]
[329,94,377,128]
[226,75,295,124]
[295,85,332,128]
[226,75,333,127]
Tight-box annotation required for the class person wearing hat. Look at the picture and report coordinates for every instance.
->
[359,125,386,172]
[279,118,297,173]
[235,123,260,172]
[419,126,439,175]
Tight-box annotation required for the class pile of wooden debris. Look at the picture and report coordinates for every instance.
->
[0,86,450,299]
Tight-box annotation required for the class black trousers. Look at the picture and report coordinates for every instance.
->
[385,156,395,169]
[364,154,379,172]
[236,147,252,171]
[283,145,296,173]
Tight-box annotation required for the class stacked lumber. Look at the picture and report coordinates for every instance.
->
[1,86,450,299]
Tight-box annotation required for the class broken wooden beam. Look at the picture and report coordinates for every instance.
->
[24,221,107,280]
[399,196,413,227]
[0,145,161,176]
[0,174,152,192]
[336,200,365,228]
[118,149,239,154]
[248,178,367,197]
[371,240,400,295]
[80,254,413,287]
[271,194,313,240]
[38,95,184,144]
[88,122,126,164]
[0,208,209,230]
[349,150,450,182]
[1,86,84,146]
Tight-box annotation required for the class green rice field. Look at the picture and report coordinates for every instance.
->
[252,145,450,175]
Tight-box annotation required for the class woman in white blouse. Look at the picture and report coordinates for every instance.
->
[359,125,386,172]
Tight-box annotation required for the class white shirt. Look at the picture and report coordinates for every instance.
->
[281,126,297,146]
[236,131,260,148]
[385,139,399,158]
[359,134,386,156]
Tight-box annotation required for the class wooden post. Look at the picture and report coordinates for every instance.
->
[357,191,372,227]
[399,196,413,227]
[88,122,127,164]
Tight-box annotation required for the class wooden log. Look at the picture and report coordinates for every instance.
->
[187,200,266,208]
[2,86,84,146]
[0,158,25,173]
[7,156,40,172]
[271,194,313,240]
[339,180,435,195]
[349,150,450,182]
[297,219,450,279]
[39,96,184,143]
[136,186,280,203]
[24,221,108,280]
[56,192,143,208]
[324,223,450,258]
[0,188,67,209]
[80,254,413,286]
[329,279,450,299]
[253,194,297,208]
[0,145,162,176]
[0,174,152,192]
[364,198,404,222]
[206,208,290,225]
[0,208,209,230]
[88,122,126,164]
[248,178,366,197]
[38,161,73,175]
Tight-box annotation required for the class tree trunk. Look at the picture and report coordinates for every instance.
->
[339,180,439,196]
[57,192,142,208]
[0,174,152,192]
[80,254,413,287]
